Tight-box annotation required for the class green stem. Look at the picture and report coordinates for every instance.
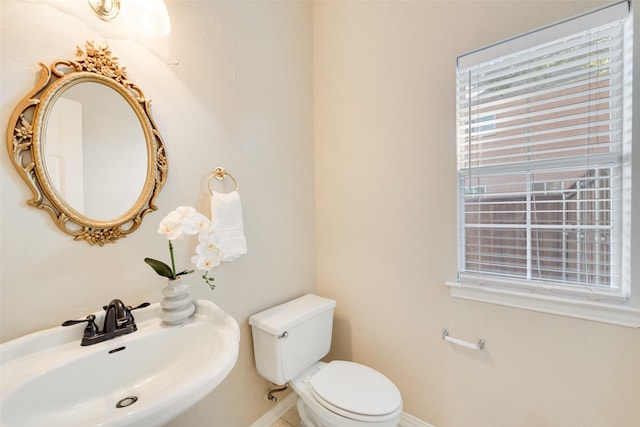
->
[168,240,177,279]
[202,271,216,290]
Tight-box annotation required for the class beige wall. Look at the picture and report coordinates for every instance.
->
[0,1,314,426]
[3,1,640,426]
[314,1,640,427]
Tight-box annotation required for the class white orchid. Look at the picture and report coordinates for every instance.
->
[195,230,221,252]
[158,206,209,240]
[145,206,221,289]
[192,247,221,271]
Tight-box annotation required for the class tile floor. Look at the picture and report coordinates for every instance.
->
[269,404,301,427]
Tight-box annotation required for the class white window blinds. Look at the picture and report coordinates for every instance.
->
[456,1,631,296]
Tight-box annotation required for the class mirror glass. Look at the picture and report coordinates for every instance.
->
[44,81,148,221]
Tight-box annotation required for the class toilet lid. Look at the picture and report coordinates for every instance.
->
[310,361,401,420]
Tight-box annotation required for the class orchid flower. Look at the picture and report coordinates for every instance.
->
[144,206,221,288]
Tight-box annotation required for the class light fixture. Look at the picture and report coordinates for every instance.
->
[88,0,171,37]
[88,0,120,21]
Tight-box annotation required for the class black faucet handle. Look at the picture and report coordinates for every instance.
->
[62,314,99,340]
[128,302,151,311]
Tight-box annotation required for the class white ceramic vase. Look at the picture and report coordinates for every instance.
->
[158,277,195,325]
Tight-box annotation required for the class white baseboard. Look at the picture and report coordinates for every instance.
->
[399,411,435,427]
[249,391,435,427]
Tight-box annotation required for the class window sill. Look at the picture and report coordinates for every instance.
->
[445,280,640,328]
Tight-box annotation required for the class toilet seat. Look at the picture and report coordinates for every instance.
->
[309,361,402,422]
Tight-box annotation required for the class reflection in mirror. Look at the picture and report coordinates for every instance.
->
[6,41,167,245]
[45,81,147,221]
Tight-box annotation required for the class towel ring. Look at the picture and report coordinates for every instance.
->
[208,167,238,195]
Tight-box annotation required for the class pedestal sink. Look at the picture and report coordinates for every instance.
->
[0,299,240,427]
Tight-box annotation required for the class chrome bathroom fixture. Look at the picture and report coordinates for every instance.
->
[442,328,485,352]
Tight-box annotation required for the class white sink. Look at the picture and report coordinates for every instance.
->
[0,299,240,427]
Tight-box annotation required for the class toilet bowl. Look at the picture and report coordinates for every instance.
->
[291,361,402,427]
[249,294,403,427]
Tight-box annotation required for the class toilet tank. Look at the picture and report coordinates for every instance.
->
[249,294,336,385]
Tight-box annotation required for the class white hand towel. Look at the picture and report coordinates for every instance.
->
[210,190,247,261]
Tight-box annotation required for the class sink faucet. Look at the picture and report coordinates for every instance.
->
[103,298,134,333]
[63,299,150,346]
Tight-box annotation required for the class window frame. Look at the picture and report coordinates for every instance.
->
[447,0,640,327]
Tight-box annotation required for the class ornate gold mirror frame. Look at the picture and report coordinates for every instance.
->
[7,41,168,245]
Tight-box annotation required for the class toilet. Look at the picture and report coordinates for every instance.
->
[249,294,402,427]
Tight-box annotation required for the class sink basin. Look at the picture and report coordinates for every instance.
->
[0,299,240,427]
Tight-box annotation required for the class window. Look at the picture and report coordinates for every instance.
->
[448,0,639,326]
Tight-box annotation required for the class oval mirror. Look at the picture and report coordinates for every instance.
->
[7,42,168,245]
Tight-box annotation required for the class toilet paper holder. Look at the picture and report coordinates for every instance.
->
[442,328,485,352]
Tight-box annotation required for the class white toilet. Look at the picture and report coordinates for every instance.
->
[249,294,402,427]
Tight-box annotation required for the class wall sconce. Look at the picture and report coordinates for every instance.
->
[88,0,171,37]
[88,0,120,21]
